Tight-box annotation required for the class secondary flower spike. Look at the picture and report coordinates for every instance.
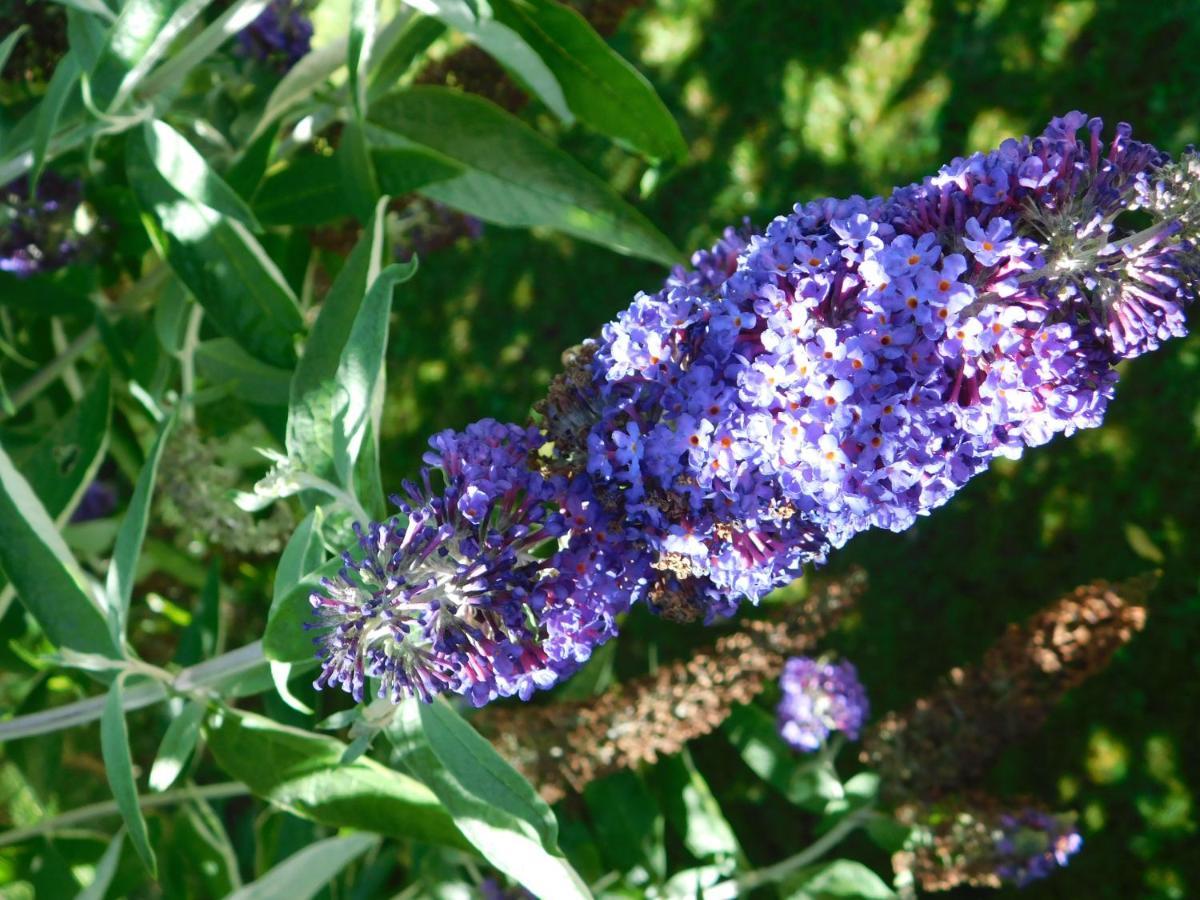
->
[776,655,869,752]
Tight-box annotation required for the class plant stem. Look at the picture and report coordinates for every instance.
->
[0,641,279,743]
[0,782,248,848]
[703,806,874,900]
[4,324,99,418]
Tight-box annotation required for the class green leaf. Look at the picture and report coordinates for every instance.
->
[0,441,120,657]
[401,0,571,122]
[227,833,379,900]
[269,511,325,713]
[418,699,559,849]
[205,707,467,848]
[371,144,464,196]
[262,556,342,663]
[783,860,896,900]
[367,13,444,100]
[332,259,418,488]
[0,25,28,74]
[367,87,680,265]
[128,137,303,368]
[87,0,190,111]
[489,0,686,161]
[249,36,348,144]
[723,704,842,810]
[348,0,378,119]
[101,677,157,876]
[33,55,82,189]
[194,338,293,406]
[286,201,389,484]
[66,6,107,70]
[389,702,589,899]
[105,411,175,641]
[76,830,125,900]
[9,368,111,526]
[337,120,382,223]
[252,153,353,226]
[142,120,263,231]
[655,750,742,863]
[149,699,207,791]
[583,769,665,879]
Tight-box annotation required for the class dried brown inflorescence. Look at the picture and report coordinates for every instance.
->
[477,570,864,802]
[860,575,1153,804]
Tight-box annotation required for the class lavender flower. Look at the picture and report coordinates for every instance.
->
[776,656,868,751]
[572,112,1197,623]
[308,420,650,706]
[994,808,1082,887]
[0,173,90,278]
[236,0,313,72]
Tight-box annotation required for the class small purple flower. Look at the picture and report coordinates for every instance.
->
[0,172,90,278]
[776,656,869,752]
[236,0,313,72]
[994,809,1083,887]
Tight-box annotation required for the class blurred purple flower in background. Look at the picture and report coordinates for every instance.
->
[236,0,313,72]
[776,655,869,751]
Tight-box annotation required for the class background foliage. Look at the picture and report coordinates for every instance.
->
[0,0,1198,897]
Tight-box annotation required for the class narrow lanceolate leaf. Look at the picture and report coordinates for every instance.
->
[9,367,111,526]
[348,0,377,119]
[142,120,263,231]
[101,678,157,876]
[286,200,389,484]
[252,154,353,226]
[367,14,444,100]
[268,511,325,713]
[0,442,119,658]
[194,338,293,406]
[489,0,687,162]
[250,37,348,143]
[263,556,343,663]
[390,702,589,900]
[332,259,418,487]
[77,830,125,900]
[205,707,467,849]
[32,54,82,189]
[87,0,188,111]
[0,27,28,80]
[337,120,382,223]
[419,699,559,848]
[367,87,680,266]
[655,751,742,862]
[400,0,571,122]
[227,834,379,900]
[149,699,207,791]
[128,137,303,368]
[106,411,175,641]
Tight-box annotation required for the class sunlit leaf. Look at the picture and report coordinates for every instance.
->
[142,120,263,231]
[227,833,378,900]
[0,441,119,657]
[149,699,207,791]
[400,0,571,122]
[490,0,686,161]
[205,707,467,848]
[368,87,680,265]
[101,677,157,876]
[105,410,175,641]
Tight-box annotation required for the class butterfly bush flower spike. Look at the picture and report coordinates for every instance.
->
[307,420,649,706]
[776,655,868,752]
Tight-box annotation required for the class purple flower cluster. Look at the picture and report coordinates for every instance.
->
[581,112,1197,621]
[776,656,868,752]
[0,173,89,278]
[994,808,1082,887]
[308,420,648,706]
[236,0,313,72]
[308,114,1197,707]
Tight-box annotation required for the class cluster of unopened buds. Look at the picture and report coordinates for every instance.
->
[307,112,1198,708]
